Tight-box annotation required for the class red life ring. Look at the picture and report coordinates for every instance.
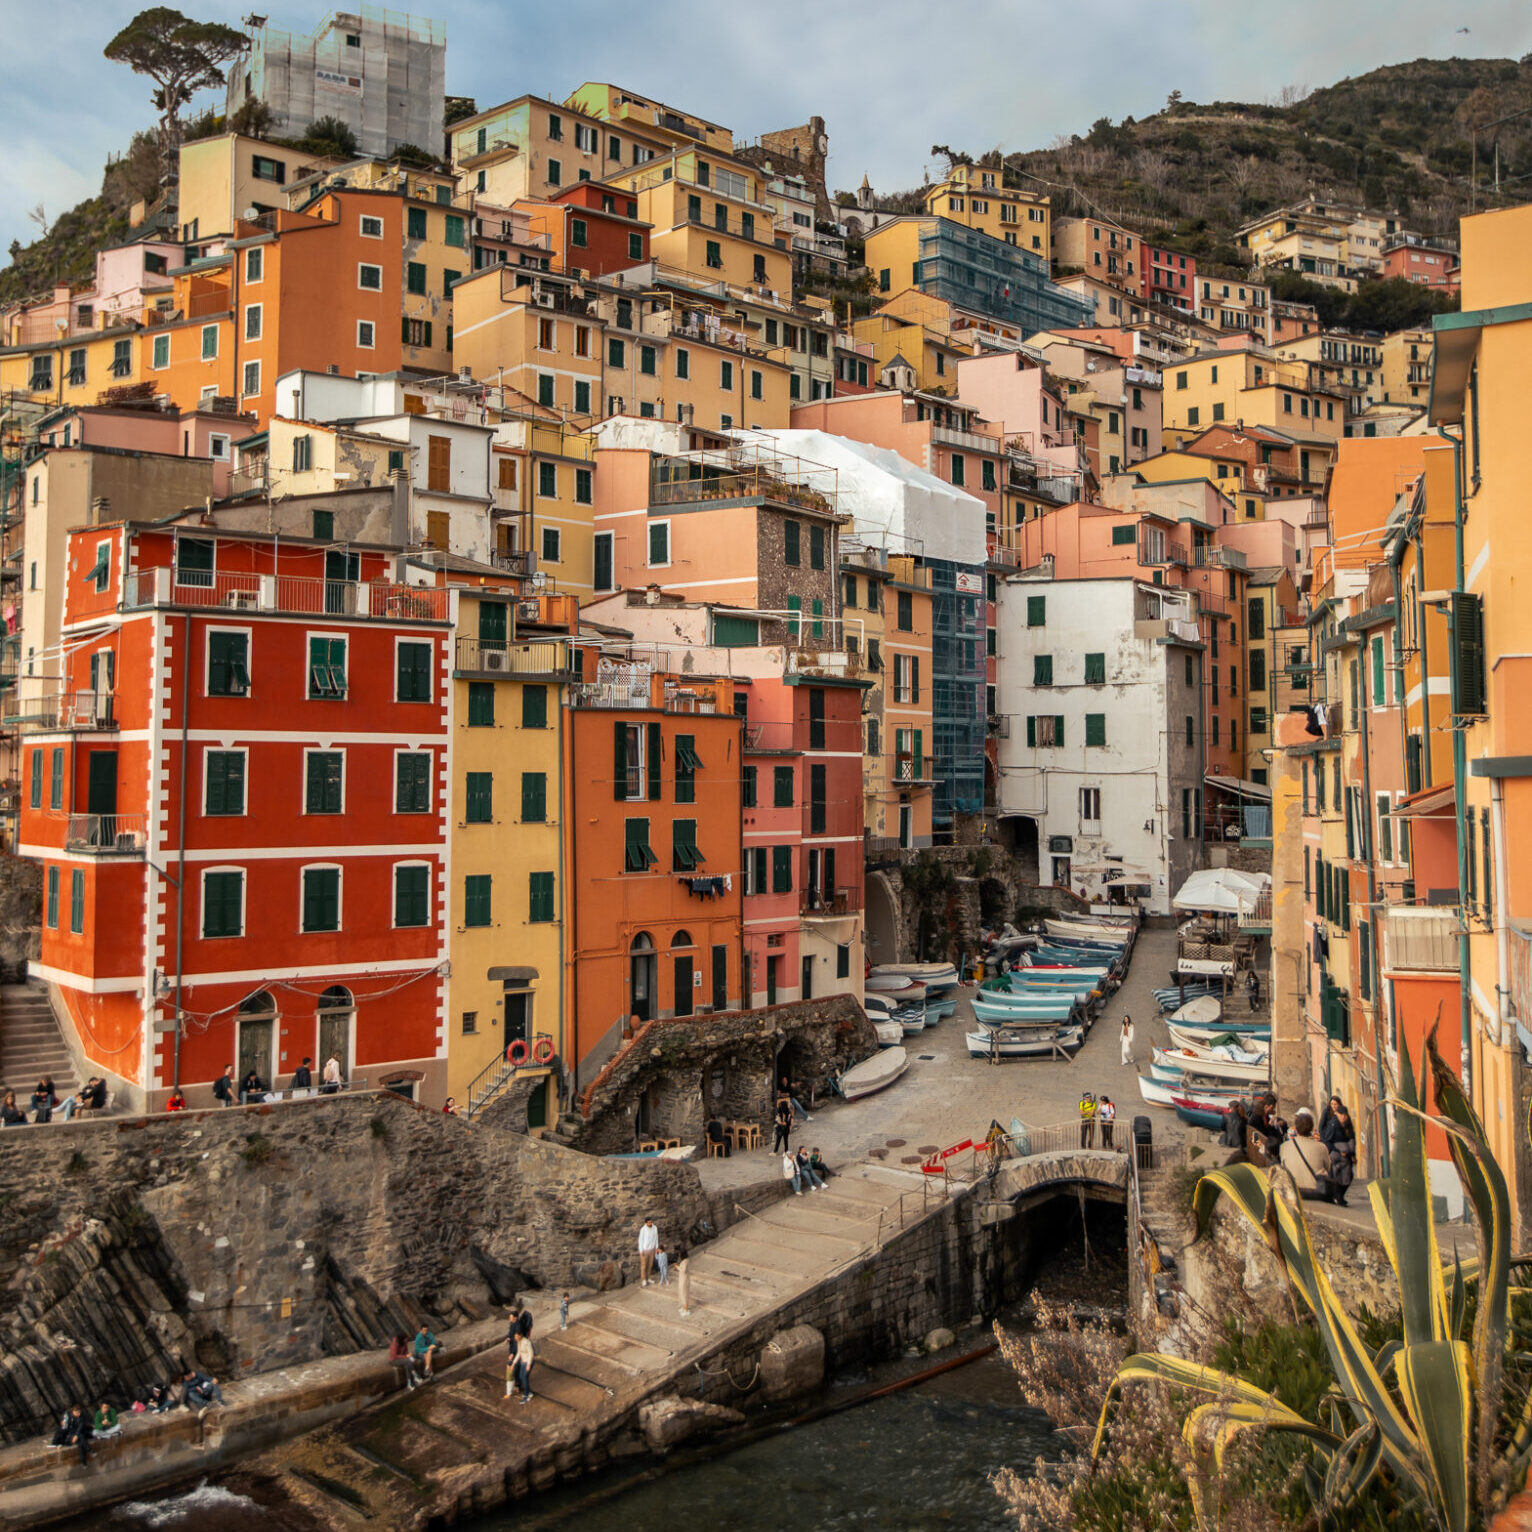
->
[531,1037,555,1065]
[506,1039,530,1067]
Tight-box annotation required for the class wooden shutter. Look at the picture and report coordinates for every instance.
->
[427,435,451,492]
[1452,593,1486,716]
[647,725,661,801]
[614,721,628,801]
[521,772,545,822]
[426,510,451,549]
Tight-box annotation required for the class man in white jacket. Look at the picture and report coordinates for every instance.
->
[637,1217,659,1286]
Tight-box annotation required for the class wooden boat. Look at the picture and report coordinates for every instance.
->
[1044,918,1131,945]
[1150,1047,1270,1085]
[864,975,929,1000]
[965,1027,1083,1059]
[1164,1031,1270,1063]
[1175,1102,1229,1132]
[972,995,1080,1025]
[1167,1021,1270,1050]
[873,1019,904,1048]
[1138,1073,1246,1109]
[604,1144,698,1162]
[870,962,960,989]
[839,1046,908,1101]
[1166,995,1224,1027]
[926,994,959,1020]
[862,992,897,1014]
[899,1012,928,1037]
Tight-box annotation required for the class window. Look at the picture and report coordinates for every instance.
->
[44,866,58,929]
[1027,716,1064,747]
[521,771,547,823]
[152,333,170,369]
[69,870,84,936]
[202,870,244,938]
[640,345,657,377]
[982,459,997,492]
[774,765,795,808]
[896,589,914,631]
[742,765,757,809]
[706,240,723,269]
[29,356,53,391]
[468,681,494,727]
[242,360,260,397]
[392,640,431,704]
[521,870,555,925]
[461,770,494,824]
[1033,653,1053,686]
[772,845,793,893]
[196,323,219,363]
[407,207,427,239]
[674,347,691,381]
[784,520,800,565]
[407,261,427,295]
[608,337,626,369]
[207,631,249,696]
[444,214,465,249]
[1027,595,1046,627]
[538,374,555,408]
[358,263,383,291]
[750,369,764,401]
[1084,652,1106,685]
[537,460,556,498]
[624,817,658,872]
[394,864,430,927]
[950,454,965,487]
[305,751,344,814]
[205,750,246,816]
[1187,406,1200,427]
[308,635,347,699]
[395,752,431,813]
[245,247,263,283]
[292,433,313,473]
[67,349,85,386]
[546,159,562,186]
[673,818,702,871]
[810,763,827,835]
[1110,524,1137,548]
[464,874,493,927]
[810,524,826,571]
[89,541,111,594]
[719,359,734,392]
[1085,713,1106,747]
[28,748,40,811]
[675,734,701,803]
[302,868,341,933]
[649,521,670,566]
[593,531,614,592]
[357,319,375,349]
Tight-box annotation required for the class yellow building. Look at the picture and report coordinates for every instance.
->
[1193,275,1271,343]
[177,132,338,242]
[1242,564,1300,782]
[1162,348,1345,453]
[1275,330,1384,415]
[1427,199,1532,1236]
[1235,198,1383,291]
[1381,327,1433,406]
[925,164,1049,259]
[605,149,793,296]
[492,415,598,596]
[447,593,575,1126]
[562,82,735,156]
[881,554,936,849]
[850,292,970,395]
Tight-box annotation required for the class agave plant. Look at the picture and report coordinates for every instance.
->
[1091,1030,1526,1530]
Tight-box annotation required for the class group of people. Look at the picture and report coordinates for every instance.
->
[385,1324,441,1390]
[781,1144,831,1195]
[3,1076,108,1127]
[211,1056,344,1107]
[1221,1092,1357,1205]
[1077,1091,1119,1148]
[637,1218,693,1315]
[46,1369,226,1466]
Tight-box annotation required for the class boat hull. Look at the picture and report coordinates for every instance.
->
[1175,1103,1228,1132]
[840,1046,909,1101]
[1138,1074,1245,1109]
[965,1028,1083,1058]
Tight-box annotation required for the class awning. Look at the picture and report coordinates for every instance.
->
[1393,783,1455,819]
[488,966,539,983]
[1173,867,1270,914]
[1204,774,1271,801]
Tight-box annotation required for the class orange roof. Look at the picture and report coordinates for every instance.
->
[1325,438,1428,570]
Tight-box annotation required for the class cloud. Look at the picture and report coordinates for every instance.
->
[3,0,1528,265]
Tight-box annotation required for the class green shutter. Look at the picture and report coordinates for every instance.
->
[398,641,431,701]
[468,681,494,726]
[209,631,249,696]
[45,866,58,928]
[1033,654,1052,686]
[1111,524,1136,546]
[786,594,802,638]
[464,874,492,927]
[673,818,702,870]
[675,734,696,803]
[302,868,339,932]
[913,730,923,779]
[614,721,629,802]
[306,752,342,813]
[784,521,800,565]
[522,685,547,728]
[521,771,546,822]
[1055,716,1064,747]
[742,766,757,808]
[203,871,243,937]
[466,771,493,823]
[396,753,429,813]
[712,614,759,646]
[1453,593,1486,715]
[810,524,825,570]
[70,869,84,935]
[811,598,823,639]
[647,725,662,801]
[1086,713,1106,747]
[625,816,657,871]
[479,601,508,644]
[1027,595,1046,627]
[810,763,826,833]
[207,751,245,816]
[772,845,793,893]
[1084,652,1105,685]
[774,765,794,807]
[395,864,429,927]
[529,871,554,923]
[1026,716,1036,747]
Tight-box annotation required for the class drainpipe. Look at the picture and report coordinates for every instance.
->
[171,612,190,1090]
[1415,521,1432,788]
[1355,624,1389,1178]
[554,672,567,1120]
[1492,776,1513,1051]
[1441,428,1472,1094]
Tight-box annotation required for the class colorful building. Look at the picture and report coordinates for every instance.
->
[925,165,1050,258]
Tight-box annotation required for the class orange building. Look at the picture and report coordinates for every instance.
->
[562,665,745,1081]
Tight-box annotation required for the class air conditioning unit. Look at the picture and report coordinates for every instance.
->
[480,648,509,673]
[224,591,259,610]
[518,598,541,621]
[535,292,555,309]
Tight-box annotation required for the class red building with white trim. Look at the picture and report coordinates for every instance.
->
[17,523,451,1109]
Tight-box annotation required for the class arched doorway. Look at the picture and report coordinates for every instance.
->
[236,991,276,1088]
[866,871,900,965]
[317,985,354,1083]
[671,930,694,1018]
[629,932,657,1023]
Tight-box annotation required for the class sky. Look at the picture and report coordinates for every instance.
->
[3,0,1529,262]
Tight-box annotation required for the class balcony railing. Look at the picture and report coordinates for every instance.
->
[1382,906,1459,973]
[122,569,449,622]
[454,638,574,680]
[4,691,117,733]
[66,813,147,854]
[802,887,854,918]
[650,465,836,515]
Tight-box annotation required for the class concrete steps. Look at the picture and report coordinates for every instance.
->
[0,986,78,1101]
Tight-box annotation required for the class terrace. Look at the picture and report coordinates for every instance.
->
[119,569,449,623]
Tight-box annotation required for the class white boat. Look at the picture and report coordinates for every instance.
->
[1166,1019,1268,1048]
[871,962,960,990]
[1044,919,1130,946]
[1166,995,1224,1027]
[865,975,929,1000]
[1138,1073,1246,1110]
[1150,1046,1270,1084]
[965,1028,1083,1059]
[873,1019,904,1048]
[862,993,898,1016]
[899,1013,927,1037]
[840,1046,908,1101]
[1164,1030,1270,1063]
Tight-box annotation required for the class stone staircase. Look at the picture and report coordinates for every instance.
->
[0,985,78,1101]
[258,1163,927,1530]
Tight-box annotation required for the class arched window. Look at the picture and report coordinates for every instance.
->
[629,932,656,1022]
[671,930,693,949]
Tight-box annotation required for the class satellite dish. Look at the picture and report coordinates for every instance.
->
[242,206,260,220]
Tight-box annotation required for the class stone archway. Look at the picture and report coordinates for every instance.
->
[865,871,900,966]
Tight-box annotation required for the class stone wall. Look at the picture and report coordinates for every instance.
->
[0,856,41,975]
[572,994,875,1156]
[0,1093,720,1442]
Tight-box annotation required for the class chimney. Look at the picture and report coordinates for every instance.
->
[390,468,410,549]
[90,496,110,524]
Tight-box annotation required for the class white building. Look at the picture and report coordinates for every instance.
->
[995,575,1204,914]
[227,10,445,161]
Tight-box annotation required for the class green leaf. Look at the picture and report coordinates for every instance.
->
[1323,1417,1384,1515]
[1395,1338,1473,1532]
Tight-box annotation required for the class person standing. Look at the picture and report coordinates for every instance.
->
[321,1055,342,1094]
[212,1066,235,1108]
[676,1245,692,1318]
[656,1244,670,1286]
[560,1293,570,1330]
[514,1330,535,1403]
[1078,1091,1097,1148]
[1120,1016,1135,1068]
[772,1095,793,1154]
[1246,968,1262,1013]
[637,1217,659,1286]
[290,1058,313,1092]
[1097,1096,1117,1149]
[1325,1102,1357,1207]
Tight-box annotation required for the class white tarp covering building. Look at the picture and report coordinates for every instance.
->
[743,428,987,565]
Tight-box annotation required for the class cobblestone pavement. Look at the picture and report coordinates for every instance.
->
[697,922,1205,1190]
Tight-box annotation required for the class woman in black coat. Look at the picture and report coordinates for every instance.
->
[1320,1097,1356,1205]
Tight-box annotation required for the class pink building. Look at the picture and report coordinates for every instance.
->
[1142,243,1196,313]
[1380,240,1459,294]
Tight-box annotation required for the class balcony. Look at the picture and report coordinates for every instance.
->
[802,887,855,919]
[4,691,117,733]
[122,569,449,623]
[894,753,936,785]
[1382,906,1458,973]
[1191,546,1248,571]
[932,423,1002,455]
[488,548,534,578]
[454,638,574,681]
[65,813,147,855]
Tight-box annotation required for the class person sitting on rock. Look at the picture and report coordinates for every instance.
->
[1,1090,28,1127]
[30,1079,56,1124]
[93,1401,120,1439]
[388,1332,421,1390]
[51,1403,92,1465]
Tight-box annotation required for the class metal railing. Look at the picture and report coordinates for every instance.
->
[4,691,117,732]
[465,1032,555,1119]
[454,637,574,679]
[122,569,449,622]
[66,813,148,853]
